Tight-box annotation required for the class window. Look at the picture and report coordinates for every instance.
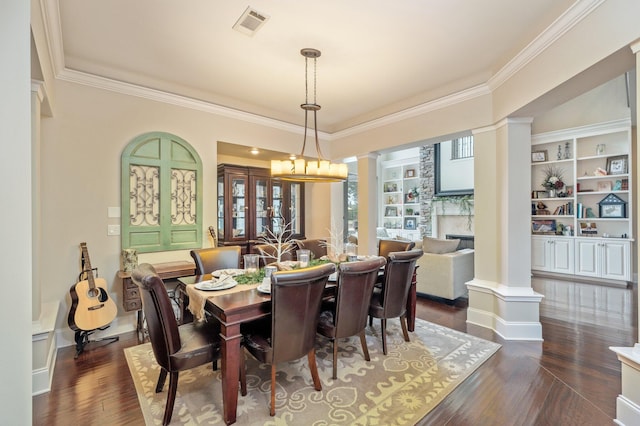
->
[434,137,474,196]
[121,132,203,252]
[451,136,474,160]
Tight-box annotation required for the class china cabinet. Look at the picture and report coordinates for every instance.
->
[530,119,633,283]
[217,164,304,254]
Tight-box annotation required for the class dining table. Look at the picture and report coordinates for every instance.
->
[177,262,417,425]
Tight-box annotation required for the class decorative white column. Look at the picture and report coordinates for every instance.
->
[609,38,640,426]
[357,153,379,256]
[466,118,544,341]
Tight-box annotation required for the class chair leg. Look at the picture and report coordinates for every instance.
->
[400,314,410,342]
[213,360,218,371]
[332,339,338,379]
[163,371,179,426]
[270,365,276,416]
[359,330,370,362]
[155,368,168,393]
[381,319,387,355]
[308,350,322,391]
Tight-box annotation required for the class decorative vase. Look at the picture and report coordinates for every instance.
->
[122,249,138,272]
[548,189,556,198]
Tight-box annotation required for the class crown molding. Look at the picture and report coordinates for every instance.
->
[488,0,605,90]
[43,0,597,140]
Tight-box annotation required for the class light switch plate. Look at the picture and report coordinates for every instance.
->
[108,207,121,218]
[107,224,120,236]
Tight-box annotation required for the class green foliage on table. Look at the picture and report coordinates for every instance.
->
[234,259,333,284]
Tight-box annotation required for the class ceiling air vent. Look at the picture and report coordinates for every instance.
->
[233,6,269,36]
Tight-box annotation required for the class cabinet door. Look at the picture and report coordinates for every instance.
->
[551,239,574,274]
[217,175,225,240]
[575,239,599,277]
[288,182,304,238]
[229,175,248,242]
[531,237,549,271]
[252,175,270,240]
[601,241,630,281]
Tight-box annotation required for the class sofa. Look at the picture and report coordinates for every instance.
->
[413,237,474,301]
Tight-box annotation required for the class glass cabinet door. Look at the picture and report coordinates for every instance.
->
[231,176,246,240]
[217,176,225,240]
[254,177,269,239]
[271,181,284,235]
[289,182,302,236]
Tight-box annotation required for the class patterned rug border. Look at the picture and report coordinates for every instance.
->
[125,319,500,425]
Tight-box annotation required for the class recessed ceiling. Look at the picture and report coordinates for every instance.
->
[55,0,576,133]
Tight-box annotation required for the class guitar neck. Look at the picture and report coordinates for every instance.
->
[80,242,96,290]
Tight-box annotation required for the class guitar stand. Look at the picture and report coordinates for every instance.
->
[74,326,120,359]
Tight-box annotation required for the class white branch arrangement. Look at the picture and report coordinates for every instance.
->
[257,219,296,264]
[323,221,348,262]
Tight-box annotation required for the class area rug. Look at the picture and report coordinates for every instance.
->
[125,319,500,425]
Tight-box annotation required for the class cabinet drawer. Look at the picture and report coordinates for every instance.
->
[125,287,140,300]
[123,299,142,312]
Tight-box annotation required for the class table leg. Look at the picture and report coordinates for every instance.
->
[407,268,417,332]
[220,322,242,425]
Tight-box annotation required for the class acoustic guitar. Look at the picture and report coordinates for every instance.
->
[68,242,118,331]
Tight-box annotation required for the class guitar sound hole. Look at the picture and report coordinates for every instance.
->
[87,288,100,299]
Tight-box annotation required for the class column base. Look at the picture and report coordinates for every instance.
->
[466,279,543,341]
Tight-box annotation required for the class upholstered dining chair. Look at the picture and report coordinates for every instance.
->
[253,242,294,267]
[190,245,241,275]
[132,263,245,426]
[368,249,423,355]
[317,256,387,379]
[295,238,328,259]
[241,262,336,416]
[378,238,416,259]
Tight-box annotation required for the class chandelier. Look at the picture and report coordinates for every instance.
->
[271,48,348,182]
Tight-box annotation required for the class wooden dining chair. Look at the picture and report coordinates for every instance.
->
[317,256,387,379]
[368,249,423,355]
[241,262,336,416]
[190,245,242,275]
[132,263,246,425]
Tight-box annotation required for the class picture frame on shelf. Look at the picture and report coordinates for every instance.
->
[532,190,548,199]
[598,193,627,218]
[565,185,573,196]
[606,155,627,175]
[579,222,598,236]
[385,206,398,217]
[597,181,612,192]
[384,182,398,192]
[531,219,556,234]
[404,217,416,230]
[405,168,416,178]
[531,150,548,162]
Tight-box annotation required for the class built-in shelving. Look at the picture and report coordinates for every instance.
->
[530,119,633,283]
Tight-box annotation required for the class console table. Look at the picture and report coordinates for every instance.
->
[118,260,195,342]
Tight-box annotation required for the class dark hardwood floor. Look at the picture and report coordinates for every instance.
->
[34,276,637,425]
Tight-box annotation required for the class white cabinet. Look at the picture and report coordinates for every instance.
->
[531,119,633,282]
[575,238,631,281]
[531,236,574,274]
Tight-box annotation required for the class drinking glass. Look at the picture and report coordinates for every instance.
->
[297,249,311,267]
[243,254,259,273]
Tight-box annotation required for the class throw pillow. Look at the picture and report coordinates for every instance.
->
[423,237,459,254]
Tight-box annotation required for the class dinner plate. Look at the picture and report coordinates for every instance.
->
[256,280,271,294]
[212,269,245,278]
[195,279,237,291]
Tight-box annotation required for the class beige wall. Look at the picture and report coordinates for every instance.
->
[40,79,331,341]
